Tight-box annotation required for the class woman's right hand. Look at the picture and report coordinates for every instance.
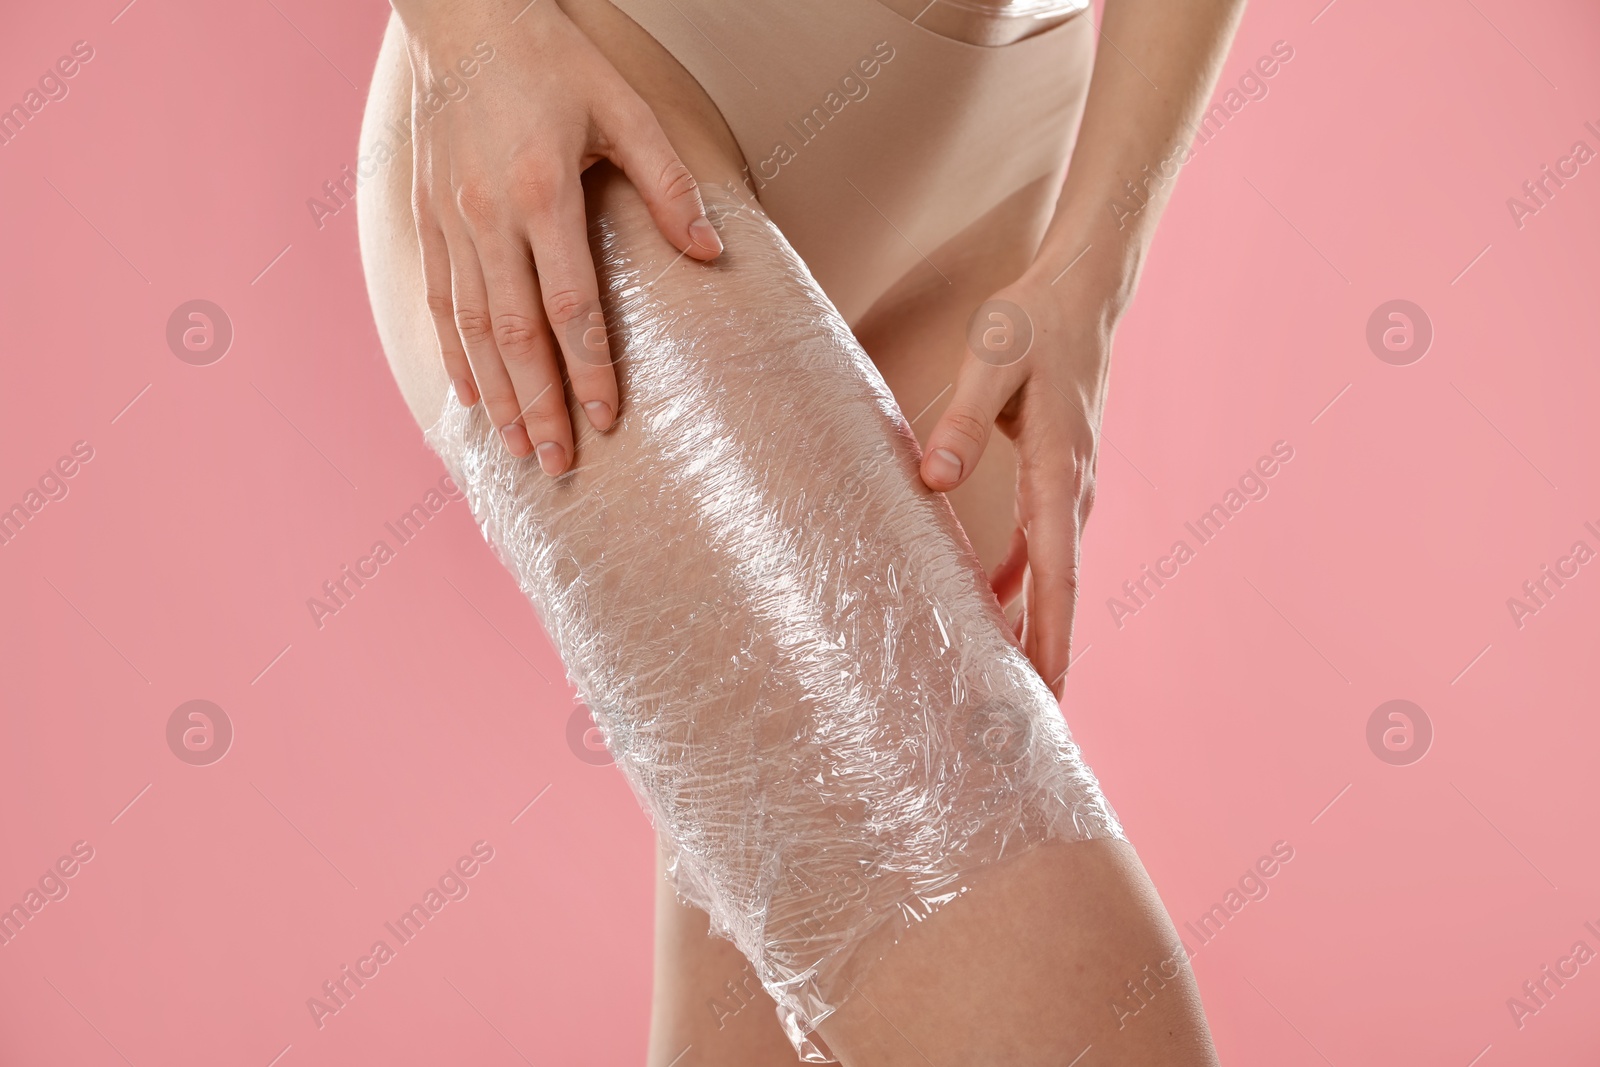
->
[395,0,725,474]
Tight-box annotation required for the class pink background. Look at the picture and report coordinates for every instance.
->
[3,0,1598,1063]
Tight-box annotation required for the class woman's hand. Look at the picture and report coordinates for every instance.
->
[919,275,1114,699]
[911,0,1245,694]
[397,0,724,475]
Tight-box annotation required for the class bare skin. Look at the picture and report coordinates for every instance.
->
[386,0,1243,698]
[360,2,1236,1063]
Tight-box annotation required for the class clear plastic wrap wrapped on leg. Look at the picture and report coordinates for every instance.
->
[423,170,1125,1061]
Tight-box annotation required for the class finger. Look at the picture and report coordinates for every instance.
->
[920,356,1024,493]
[414,197,479,408]
[522,172,620,435]
[475,228,578,476]
[443,222,533,459]
[988,526,1028,608]
[604,99,723,260]
[1022,468,1085,699]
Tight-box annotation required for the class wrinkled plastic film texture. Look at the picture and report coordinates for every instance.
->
[423,180,1125,1061]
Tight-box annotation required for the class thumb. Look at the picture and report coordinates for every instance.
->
[920,354,1023,492]
[605,100,723,260]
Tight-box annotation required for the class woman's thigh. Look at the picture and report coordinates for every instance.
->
[359,11,1214,1067]
[361,0,1030,564]
[647,844,801,1066]
[361,12,811,1064]
[816,838,1218,1065]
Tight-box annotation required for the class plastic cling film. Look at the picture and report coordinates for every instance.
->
[423,172,1124,1061]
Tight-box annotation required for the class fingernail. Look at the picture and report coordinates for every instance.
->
[499,422,531,456]
[583,399,613,431]
[535,441,566,476]
[689,216,723,254]
[452,376,477,406]
[927,447,963,485]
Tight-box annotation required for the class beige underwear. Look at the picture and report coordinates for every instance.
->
[604,0,1097,323]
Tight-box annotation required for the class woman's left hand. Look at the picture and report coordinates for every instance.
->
[919,273,1115,700]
